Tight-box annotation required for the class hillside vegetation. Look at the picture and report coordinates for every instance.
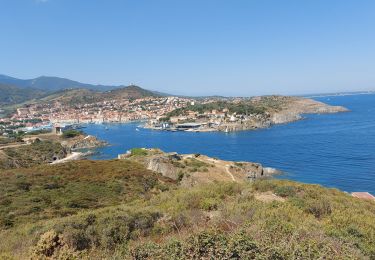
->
[0,159,374,259]
[0,140,67,169]
[0,83,46,105]
[34,85,161,106]
[0,74,114,92]
[164,96,290,119]
[0,74,163,107]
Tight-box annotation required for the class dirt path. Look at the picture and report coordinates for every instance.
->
[199,157,237,182]
[51,152,83,164]
[0,143,29,150]
[225,165,236,181]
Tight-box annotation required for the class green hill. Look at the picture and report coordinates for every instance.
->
[0,74,114,92]
[36,85,162,105]
[0,158,374,259]
[0,74,167,107]
[0,74,167,97]
[0,83,46,105]
[103,85,161,99]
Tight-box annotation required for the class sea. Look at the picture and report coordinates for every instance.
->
[84,93,375,194]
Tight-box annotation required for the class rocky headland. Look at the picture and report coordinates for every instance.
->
[216,96,348,132]
[119,148,279,187]
[151,95,349,132]
[64,134,107,150]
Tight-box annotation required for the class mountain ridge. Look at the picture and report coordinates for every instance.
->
[0,74,169,106]
[0,74,116,92]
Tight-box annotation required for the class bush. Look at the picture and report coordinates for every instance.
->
[62,130,82,138]
[253,180,276,192]
[274,186,297,197]
[0,215,14,229]
[102,223,130,249]
[130,148,148,156]
[16,181,32,191]
[32,230,80,259]
[200,198,220,211]
[177,171,184,182]
[32,230,64,257]
[63,228,91,251]
[305,198,332,218]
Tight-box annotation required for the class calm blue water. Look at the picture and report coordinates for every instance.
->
[84,94,375,194]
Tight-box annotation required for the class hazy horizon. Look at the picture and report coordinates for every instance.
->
[1,0,375,96]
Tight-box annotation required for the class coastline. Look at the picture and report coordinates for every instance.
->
[144,97,349,133]
[80,93,375,195]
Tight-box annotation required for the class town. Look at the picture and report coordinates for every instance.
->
[0,96,199,136]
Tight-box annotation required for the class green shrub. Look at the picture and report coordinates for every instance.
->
[177,171,184,182]
[274,186,297,197]
[62,130,82,138]
[100,222,130,249]
[130,148,148,156]
[63,228,91,251]
[305,198,332,218]
[200,198,220,211]
[253,179,276,192]
[32,230,63,257]
[0,215,14,229]
[16,181,32,191]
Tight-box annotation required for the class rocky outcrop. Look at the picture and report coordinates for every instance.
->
[120,148,280,187]
[68,135,107,150]
[270,112,302,124]
[146,153,183,180]
[217,117,271,132]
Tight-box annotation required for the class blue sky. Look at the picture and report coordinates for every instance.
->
[1,0,375,96]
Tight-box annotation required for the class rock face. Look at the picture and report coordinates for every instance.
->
[146,153,184,180]
[120,148,280,187]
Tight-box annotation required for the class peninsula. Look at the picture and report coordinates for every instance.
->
[146,95,348,132]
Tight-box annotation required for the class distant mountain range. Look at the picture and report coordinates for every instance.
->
[0,74,116,92]
[0,74,166,106]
